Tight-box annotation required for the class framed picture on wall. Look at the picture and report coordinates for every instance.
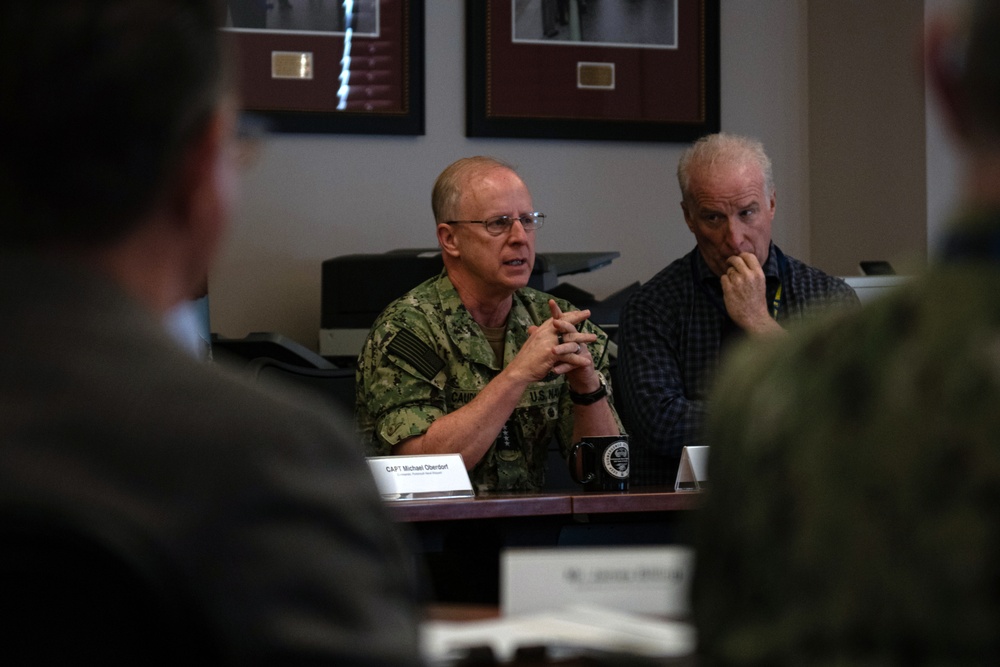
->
[226,0,424,134]
[466,0,719,142]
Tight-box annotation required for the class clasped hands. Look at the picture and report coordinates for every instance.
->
[515,300,601,392]
[720,252,783,335]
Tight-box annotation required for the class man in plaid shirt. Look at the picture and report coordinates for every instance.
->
[616,133,859,485]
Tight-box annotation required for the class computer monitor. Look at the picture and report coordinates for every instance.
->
[842,276,910,304]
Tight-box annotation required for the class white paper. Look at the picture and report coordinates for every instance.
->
[421,605,696,665]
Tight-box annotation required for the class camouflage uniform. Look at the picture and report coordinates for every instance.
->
[694,210,1000,663]
[356,270,621,492]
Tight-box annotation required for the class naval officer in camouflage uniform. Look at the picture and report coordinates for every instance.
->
[693,1,1000,662]
[356,156,623,491]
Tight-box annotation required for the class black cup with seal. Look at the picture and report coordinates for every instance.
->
[568,435,629,492]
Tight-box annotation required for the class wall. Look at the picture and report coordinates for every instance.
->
[210,0,920,352]
[924,0,963,253]
[808,0,927,276]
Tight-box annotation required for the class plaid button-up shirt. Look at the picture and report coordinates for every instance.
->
[616,243,859,485]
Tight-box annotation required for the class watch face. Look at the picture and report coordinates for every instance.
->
[588,373,608,395]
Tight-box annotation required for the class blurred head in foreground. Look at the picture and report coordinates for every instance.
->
[694,1,1000,664]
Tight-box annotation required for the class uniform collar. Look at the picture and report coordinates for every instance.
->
[435,271,536,371]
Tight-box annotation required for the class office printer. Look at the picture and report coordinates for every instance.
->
[319,248,633,363]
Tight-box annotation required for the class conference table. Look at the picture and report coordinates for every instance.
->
[386,487,703,604]
[388,487,701,521]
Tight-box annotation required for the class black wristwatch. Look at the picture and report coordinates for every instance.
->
[569,372,608,406]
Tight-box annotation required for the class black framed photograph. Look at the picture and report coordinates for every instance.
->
[226,0,424,134]
[466,0,719,142]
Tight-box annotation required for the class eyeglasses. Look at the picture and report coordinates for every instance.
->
[446,213,546,236]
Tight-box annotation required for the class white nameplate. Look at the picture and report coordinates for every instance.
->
[501,546,695,617]
[366,454,474,501]
[674,445,709,492]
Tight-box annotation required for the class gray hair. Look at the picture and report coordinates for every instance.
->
[431,156,517,224]
[676,133,774,203]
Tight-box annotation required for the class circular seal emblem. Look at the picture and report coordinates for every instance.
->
[602,440,630,479]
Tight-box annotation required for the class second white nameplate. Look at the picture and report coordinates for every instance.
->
[366,453,474,501]
[674,445,709,492]
[501,545,695,617]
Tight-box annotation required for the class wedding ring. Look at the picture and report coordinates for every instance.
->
[575,343,582,354]
[557,334,564,345]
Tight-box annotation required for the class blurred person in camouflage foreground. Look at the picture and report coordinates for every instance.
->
[693,0,1000,663]
[356,157,622,492]
[0,0,421,662]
